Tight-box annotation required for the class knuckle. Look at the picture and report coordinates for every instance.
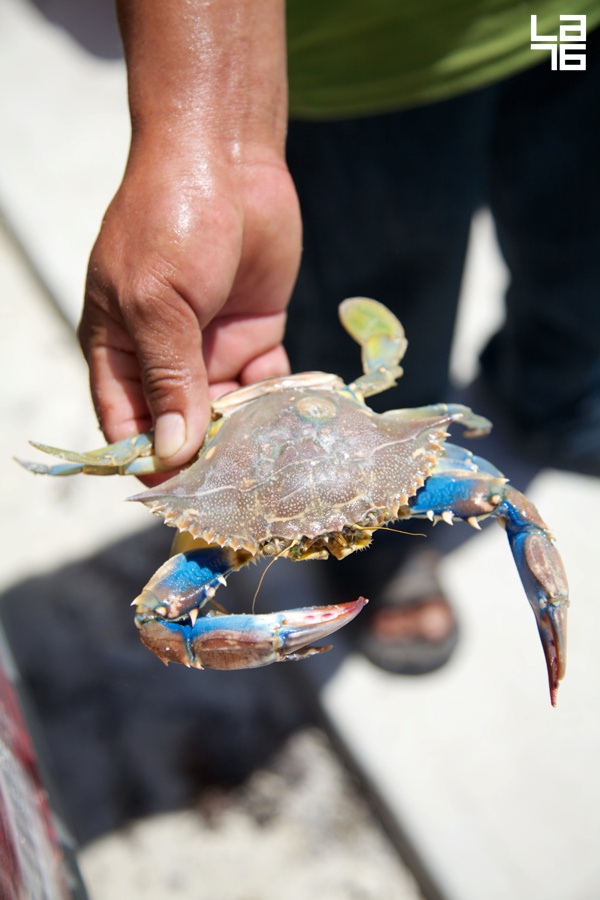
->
[140,359,201,414]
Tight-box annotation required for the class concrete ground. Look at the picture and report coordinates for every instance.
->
[2,3,600,898]
[0,221,421,899]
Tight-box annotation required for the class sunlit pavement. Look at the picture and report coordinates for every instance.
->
[2,3,600,899]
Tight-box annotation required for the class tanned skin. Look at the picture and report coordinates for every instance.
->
[79,1,301,467]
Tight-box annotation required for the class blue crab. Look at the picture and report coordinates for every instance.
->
[19,298,568,704]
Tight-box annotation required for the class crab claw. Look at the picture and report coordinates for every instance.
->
[410,449,569,705]
[499,487,569,707]
[131,545,367,669]
[132,545,244,622]
[135,597,368,670]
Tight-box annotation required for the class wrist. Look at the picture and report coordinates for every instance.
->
[118,0,288,164]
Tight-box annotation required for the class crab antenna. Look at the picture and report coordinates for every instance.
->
[251,552,286,613]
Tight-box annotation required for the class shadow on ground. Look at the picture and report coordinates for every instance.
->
[30,0,123,59]
[0,526,325,846]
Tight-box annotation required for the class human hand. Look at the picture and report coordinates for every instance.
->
[78,0,299,469]
[79,146,301,468]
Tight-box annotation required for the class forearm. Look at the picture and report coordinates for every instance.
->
[116,0,289,162]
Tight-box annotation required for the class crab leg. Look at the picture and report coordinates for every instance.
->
[16,433,172,476]
[133,543,367,670]
[383,403,492,438]
[409,444,569,706]
[340,296,408,397]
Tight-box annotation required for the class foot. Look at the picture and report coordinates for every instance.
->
[358,550,458,675]
[368,596,455,644]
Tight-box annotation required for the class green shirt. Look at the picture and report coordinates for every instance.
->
[287,0,599,118]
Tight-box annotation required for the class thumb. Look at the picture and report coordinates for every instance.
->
[124,292,209,466]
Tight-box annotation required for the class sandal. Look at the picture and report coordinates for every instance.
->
[356,549,459,675]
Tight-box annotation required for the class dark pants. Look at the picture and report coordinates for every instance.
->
[285,28,600,470]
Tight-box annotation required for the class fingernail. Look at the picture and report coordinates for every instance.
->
[155,412,186,460]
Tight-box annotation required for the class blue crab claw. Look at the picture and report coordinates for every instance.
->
[410,444,569,706]
[131,544,367,670]
[134,598,368,671]
[496,487,569,707]
[133,545,244,622]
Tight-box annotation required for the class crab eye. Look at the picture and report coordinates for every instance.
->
[294,396,337,425]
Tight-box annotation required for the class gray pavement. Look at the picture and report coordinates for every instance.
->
[0,221,420,899]
[2,3,600,898]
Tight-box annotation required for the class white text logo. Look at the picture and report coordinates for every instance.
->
[530,14,586,69]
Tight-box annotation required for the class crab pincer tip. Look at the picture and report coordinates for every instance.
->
[277,596,368,657]
[542,603,568,708]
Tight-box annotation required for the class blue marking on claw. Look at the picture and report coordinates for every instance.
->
[409,471,484,515]
[134,546,240,621]
[156,548,234,601]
